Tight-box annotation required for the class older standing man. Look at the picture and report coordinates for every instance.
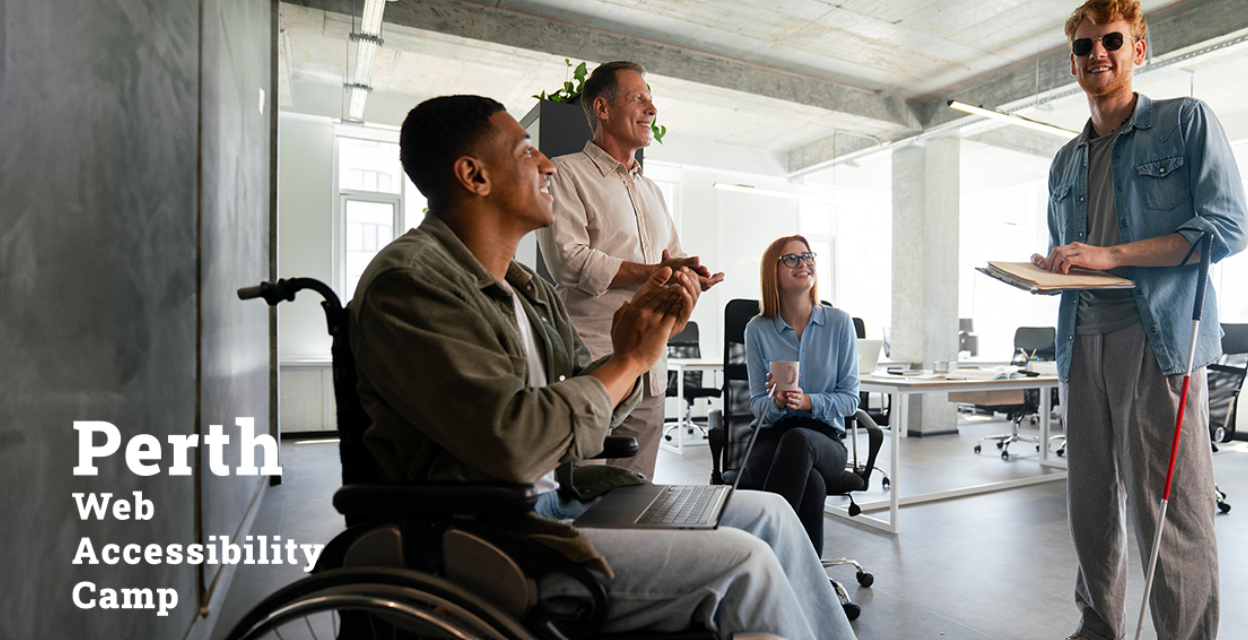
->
[538,61,724,478]
[1031,1,1246,639]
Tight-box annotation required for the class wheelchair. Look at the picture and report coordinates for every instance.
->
[230,278,777,640]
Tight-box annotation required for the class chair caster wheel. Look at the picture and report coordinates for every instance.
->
[856,571,874,587]
[882,478,890,490]
[996,442,1004,449]
[1036,445,1041,452]
[974,445,981,454]
[1057,448,1065,457]
[831,579,860,621]
[1219,502,1231,514]
[1001,450,1010,461]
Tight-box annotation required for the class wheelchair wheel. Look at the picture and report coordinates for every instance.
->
[226,567,536,640]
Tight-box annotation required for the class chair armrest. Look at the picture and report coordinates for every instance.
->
[594,436,639,459]
[333,482,540,519]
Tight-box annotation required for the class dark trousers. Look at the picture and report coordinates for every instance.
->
[740,417,847,556]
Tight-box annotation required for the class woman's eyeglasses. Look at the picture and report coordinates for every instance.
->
[778,252,817,268]
[1071,32,1132,57]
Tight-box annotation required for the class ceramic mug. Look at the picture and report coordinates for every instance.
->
[769,361,800,392]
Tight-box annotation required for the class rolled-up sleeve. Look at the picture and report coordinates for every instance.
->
[539,171,623,297]
[1176,100,1248,263]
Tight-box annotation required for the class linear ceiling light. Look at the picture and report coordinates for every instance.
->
[343,0,389,122]
[712,183,838,205]
[947,100,1078,138]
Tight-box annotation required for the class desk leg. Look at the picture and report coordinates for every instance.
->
[889,392,904,532]
[1039,384,1066,470]
[675,366,684,456]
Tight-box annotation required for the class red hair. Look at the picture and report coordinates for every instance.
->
[759,235,818,319]
[1064,0,1147,42]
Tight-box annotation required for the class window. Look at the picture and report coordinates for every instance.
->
[336,135,405,300]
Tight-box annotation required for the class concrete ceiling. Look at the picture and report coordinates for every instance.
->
[279,0,1248,178]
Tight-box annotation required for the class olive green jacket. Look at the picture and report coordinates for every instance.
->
[348,215,642,576]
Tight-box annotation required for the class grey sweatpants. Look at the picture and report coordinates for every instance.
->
[1062,323,1219,640]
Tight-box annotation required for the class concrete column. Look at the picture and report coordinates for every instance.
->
[891,138,961,435]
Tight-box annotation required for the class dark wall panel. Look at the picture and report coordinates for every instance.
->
[0,0,200,637]
[0,0,272,637]
[197,0,272,599]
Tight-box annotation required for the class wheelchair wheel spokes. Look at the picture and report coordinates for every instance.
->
[246,591,482,639]
[227,568,536,640]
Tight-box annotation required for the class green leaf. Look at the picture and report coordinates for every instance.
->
[573,61,588,82]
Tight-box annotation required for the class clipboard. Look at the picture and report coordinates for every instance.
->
[976,261,1135,294]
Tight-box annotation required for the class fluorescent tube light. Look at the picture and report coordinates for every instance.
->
[347,85,370,121]
[352,39,378,86]
[360,0,386,35]
[947,100,1078,138]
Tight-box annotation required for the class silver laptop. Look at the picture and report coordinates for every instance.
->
[574,421,762,530]
[858,339,883,376]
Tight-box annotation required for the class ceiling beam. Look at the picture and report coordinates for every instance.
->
[788,0,1248,175]
[965,126,1070,160]
[285,0,919,132]
[915,0,1248,130]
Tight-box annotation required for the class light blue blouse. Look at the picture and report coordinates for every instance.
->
[744,305,860,433]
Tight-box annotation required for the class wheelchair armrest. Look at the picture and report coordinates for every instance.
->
[595,435,639,459]
[333,482,540,519]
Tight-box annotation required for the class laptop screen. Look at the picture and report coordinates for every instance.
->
[858,339,883,376]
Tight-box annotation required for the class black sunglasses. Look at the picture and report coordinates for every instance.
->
[778,252,816,268]
[1071,32,1132,57]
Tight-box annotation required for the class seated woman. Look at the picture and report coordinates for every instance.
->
[741,235,860,556]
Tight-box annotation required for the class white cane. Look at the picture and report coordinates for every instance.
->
[1133,233,1212,640]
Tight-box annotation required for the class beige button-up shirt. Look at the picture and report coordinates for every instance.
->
[537,141,684,395]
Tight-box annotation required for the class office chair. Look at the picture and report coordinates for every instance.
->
[708,299,880,621]
[231,278,717,640]
[972,326,1060,460]
[663,321,722,443]
[1208,323,1247,515]
[958,318,979,357]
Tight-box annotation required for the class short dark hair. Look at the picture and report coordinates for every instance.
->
[580,61,646,135]
[400,95,506,211]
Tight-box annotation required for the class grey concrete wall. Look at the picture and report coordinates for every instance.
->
[0,0,271,637]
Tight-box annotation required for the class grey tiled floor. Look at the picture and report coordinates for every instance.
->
[211,419,1248,639]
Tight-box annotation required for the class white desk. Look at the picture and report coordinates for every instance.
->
[833,372,1064,534]
[660,359,722,455]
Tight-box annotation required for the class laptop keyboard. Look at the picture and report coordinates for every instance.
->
[636,485,721,525]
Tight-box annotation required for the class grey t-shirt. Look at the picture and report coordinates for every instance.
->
[1076,121,1141,335]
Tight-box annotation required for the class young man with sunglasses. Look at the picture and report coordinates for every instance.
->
[1030,1,1246,639]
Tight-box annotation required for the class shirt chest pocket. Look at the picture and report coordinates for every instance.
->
[1135,156,1188,211]
[1051,184,1074,243]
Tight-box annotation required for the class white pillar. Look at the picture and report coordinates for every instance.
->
[891,138,961,435]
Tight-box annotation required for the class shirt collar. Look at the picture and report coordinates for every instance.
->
[583,140,642,178]
[768,304,827,333]
[1075,92,1151,147]
[419,214,526,297]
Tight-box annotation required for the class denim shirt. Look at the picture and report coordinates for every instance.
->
[1047,94,1247,381]
[744,305,860,432]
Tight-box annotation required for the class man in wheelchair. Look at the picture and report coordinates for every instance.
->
[346,94,854,640]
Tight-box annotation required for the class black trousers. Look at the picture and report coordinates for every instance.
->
[740,417,847,556]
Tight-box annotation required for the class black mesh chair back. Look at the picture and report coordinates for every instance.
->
[1013,326,1057,363]
[666,322,721,405]
[720,299,761,479]
[1209,323,1248,443]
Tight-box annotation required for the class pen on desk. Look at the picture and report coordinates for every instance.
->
[1029,349,1037,360]
[1018,347,1028,360]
